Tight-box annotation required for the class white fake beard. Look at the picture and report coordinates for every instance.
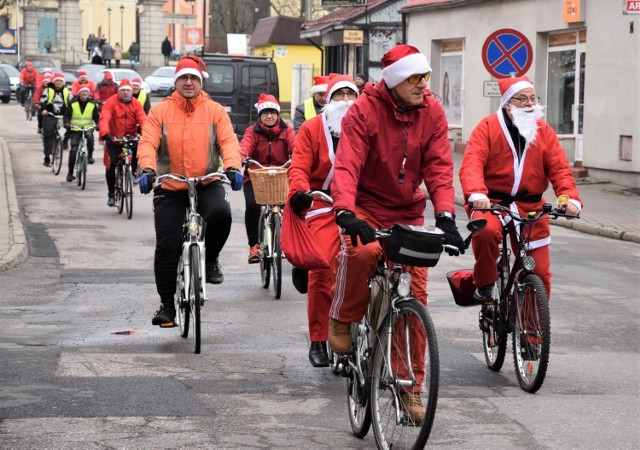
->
[510,104,545,144]
[324,100,354,137]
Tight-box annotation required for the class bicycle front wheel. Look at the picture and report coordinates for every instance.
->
[512,274,550,393]
[347,317,372,438]
[259,210,270,289]
[370,298,439,450]
[175,257,190,339]
[271,213,282,299]
[124,167,133,219]
[189,245,202,354]
[78,153,87,189]
[116,165,125,214]
[26,100,33,121]
[53,139,63,175]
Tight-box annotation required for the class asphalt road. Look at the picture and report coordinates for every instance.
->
[0,101,639,449]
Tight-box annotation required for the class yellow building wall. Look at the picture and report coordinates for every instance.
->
[253,44,323,108]
[79,0,138,51]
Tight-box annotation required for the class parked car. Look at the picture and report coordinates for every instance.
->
[145,66,175,96]
[70,64,106,85]
[0,68,12,103]
[17,57,56,71]
[0,64,20,97]
[102,68,150,94]
[63,71,77,89]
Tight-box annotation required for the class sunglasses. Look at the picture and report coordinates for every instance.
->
[406,72,431,84]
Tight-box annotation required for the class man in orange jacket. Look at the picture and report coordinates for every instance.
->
[137,56,243,327]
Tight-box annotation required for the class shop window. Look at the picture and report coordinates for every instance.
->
[440,39,464,127]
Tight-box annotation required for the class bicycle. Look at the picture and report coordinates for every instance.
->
[243,157,291,300]
[111,135,139,220]
[74,127,94,190]
[469,201,578,393]
[322,194,485,448]
[155,171,230,354]
[48,114,65,176]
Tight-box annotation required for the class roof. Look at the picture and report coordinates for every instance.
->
[300,0,391,37]
[400,0,484,13]
[250,15,321,46]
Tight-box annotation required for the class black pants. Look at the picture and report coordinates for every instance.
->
[67,130,95,172]
[153,182,232,302]
[42,115,59,159]
[104,141,138,196]
[243,181,262,247]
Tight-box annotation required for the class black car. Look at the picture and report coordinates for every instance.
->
[0,67,12,103]
[17,57,56,71]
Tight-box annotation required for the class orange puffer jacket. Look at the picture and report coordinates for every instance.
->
[137,90,242,191]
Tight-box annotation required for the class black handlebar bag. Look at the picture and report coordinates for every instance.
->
[385,224,444,267]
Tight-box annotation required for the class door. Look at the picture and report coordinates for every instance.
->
[38,18,56,54]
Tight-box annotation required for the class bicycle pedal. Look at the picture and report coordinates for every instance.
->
[159,322,177,328]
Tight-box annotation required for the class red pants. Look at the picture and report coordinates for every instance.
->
[470,210,552,298]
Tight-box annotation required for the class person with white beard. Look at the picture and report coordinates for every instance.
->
[286,74,359,368]
[459,75,582,302]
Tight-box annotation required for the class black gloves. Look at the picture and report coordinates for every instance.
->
[336,210,376,247]
[289,190,313,214]
[436,216,465,256]
[138,169,156,194]
[224,168,243,191]
[101,134,112,142]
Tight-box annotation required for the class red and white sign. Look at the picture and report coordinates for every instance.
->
[184,28,203,46]
[626,0,640,14]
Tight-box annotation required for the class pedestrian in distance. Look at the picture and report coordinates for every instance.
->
[44,36,52,54]
[113,42,123,68]
[136,56,244,327]
[328,45,465,422]
[287,74,359,368]
[90,45,103,65]
[99,79,146,207]
[161,37,173,66]
[240,93,296,264]
[63,86,100,181]
[293,75,328,133]
[128,41,140,70]
[459,75,582,301]
[354,72,368,94]
[102,41,113,68]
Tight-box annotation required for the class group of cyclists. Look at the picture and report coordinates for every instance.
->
[19,44,582,426]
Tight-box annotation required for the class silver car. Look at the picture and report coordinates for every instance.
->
[144,66,175,96]
[0,64,20,97]
[102,68,151,94]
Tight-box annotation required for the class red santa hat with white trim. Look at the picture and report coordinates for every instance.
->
[77,86,91,95]
[131,77,142,87]
[174,56,209,83]
[118,79,133,91]
[78,70,87,79]
[381,44,431,89]
[254,93,280,114]
[52,72,65,83]
[326,73,359,102]
[310,75,329,95]
[498,75,534,108]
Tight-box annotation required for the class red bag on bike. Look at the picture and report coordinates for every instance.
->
[281,204,330,271]
[446,269,478,307]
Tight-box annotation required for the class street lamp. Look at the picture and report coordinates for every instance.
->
[120,5,124,46]
[190,0,195,14]
[107,7,112,42]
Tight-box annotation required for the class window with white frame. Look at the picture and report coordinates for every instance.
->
[440,39,464,127]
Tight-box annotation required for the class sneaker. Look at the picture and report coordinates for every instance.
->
[474,283,494,303]
[37,128,43,134]
[152,303,176,327]
[88,156,95,164]
[328,318,352,354]
[248,244,262,264]
[43,157,51,167]
[66,173,75,182]
[400,392,426,424]
[206,259,224,284]
[107,195,116,207]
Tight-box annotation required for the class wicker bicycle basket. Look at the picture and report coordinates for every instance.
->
[249,167,289,205]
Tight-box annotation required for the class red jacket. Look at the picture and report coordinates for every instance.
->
[94,80,118,103]
[71,79,97,96]
[33,76,50,106]
[331,81,455,228]
[240,119,295,183]
[19,68,38,86]
[288,113,334,195]
[99,95,146,141]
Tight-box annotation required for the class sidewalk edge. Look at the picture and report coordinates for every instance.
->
[0,137,28,271]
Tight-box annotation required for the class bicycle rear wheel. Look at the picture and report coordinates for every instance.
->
[259,210,271,289]
[116,165,125,214]
[512,274,550,393]
[271,213,282,299]
[53,139,63,175]
[370,298,439,449]
[482,262,509,371]
[25,95,33,121]
[124,167,133,219]
[189,245,202,354]
[347,317,372,438]
[77,153,87,189]
[175,257,190,339]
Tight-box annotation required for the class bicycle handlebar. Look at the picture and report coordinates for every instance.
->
[111,135,141,144]
[471,202,579,221]
[242,157,291,170]
[155,172,230,187]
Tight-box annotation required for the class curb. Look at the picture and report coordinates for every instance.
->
[0,137,28,272]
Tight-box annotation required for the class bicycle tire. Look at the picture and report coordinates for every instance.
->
[259,210,271,289]
[347,317,372,438]
[271,213,282,299]
[370,298,439,450]
[25,94,33,121]
[124,167,133,219]
[482,260,509,371]
[175,256,190,339]
[116,164,125,214]
[53,139,63,175]
[80,154,87,190]
[512,274,550,393]
[189,245,202,354]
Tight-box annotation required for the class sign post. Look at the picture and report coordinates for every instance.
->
[481,28,533,78]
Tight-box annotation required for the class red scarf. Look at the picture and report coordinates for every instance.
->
[258,121,282,140]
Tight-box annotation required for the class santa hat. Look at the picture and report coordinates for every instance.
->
[381,44,431,89]
[77,86,91,94]
[131,77,142,87]
[43,67,52,74]
[174,56,209,83]
[254,93,280,114]
[42,73,52,84]
[26,61,33,68]
[103,72,113,80]
[498,75,534,107]
[310,75,329,95]
[78,70,87,79]
[326,74,359,102]
[118,79,133,91]
[52,72,65,83]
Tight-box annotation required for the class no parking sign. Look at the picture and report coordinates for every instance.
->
[481,28,533,78]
